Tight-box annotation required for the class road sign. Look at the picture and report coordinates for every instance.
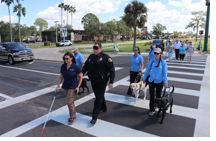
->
[33,33,37,36]
[60,28,67,37]
[71,32,74,41]
[199,30,204,35]
[141,26,147,32]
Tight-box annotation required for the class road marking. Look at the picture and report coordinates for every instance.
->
[0,93,14,100]
[166,63,205,67]
[167,65,205,71]
[34,60,63,64]
[53,112,158,137]
[105,93,199,119]
[167,77,202,84]
[168,70,203,76]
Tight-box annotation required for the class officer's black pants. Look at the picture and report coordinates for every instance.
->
[127,71,140,96]
[149,81,163,112]
[175,49,180,60]
[91,80,108,119]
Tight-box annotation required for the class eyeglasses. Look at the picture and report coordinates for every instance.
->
[133,49,138,51]
[93,46,99,50]
[64,57,70,60]
[154,52,159,55]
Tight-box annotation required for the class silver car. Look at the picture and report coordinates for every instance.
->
[56,40,72,47]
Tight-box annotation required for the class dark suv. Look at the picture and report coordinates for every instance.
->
[0,42,34,65]
[151,40,163,48]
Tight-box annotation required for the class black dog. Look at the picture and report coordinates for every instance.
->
[76,78,90,97]
[154,85,174,124]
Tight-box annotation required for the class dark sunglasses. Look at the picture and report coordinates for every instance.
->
[154,52,159,55]
[93,46,99,50]
[133,49,138,51]
[64,57,70,60]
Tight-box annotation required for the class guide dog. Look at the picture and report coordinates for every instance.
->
[76,77,90,96]
[154,85,174,124]
[130,81,147,106]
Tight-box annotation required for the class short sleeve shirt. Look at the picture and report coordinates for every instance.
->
[60,63,81,89]
[149,49,155,61]
[74,52,84,69]
[130,54,144,72]
[187,45,194,53]
[179,47,186,54]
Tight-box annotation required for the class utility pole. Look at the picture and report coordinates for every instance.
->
[54,21,58,43]
[204,0,210,52]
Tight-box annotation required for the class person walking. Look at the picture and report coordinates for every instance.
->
[55,52,83,125]
[167,42,174,62]
[179,43,187,63]
[197,41,202,54]
[186,41,195,64]
[127,46,144,99]
[116,43,119,53]
[72,47,85,70]
[147,44,156,64]
[113,42,117,53]
[161,40,165,53]
[82,42,115,124]
[174,40,181,60]
[143,48,168,116]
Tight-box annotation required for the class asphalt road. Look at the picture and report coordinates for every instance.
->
[0,55,210,137]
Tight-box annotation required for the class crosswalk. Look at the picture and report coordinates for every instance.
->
[0,55,210,137]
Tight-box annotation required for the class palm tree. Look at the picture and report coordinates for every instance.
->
[13,0,26,42]
[69,6,76,28]
[122,0,148,49]
[1,0,14,42]
[58,2,64,26]
[64,4,70,25]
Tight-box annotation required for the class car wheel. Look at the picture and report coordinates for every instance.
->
[28,59,34,62]
[8,56,15,65]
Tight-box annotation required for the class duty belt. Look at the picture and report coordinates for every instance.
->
[88,74,109,81]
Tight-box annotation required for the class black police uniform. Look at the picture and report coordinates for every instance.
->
[82,52,115,121]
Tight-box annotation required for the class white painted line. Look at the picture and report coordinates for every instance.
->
[115,67,123,71]
[0,85,61,110]
[167,77,202,84]
[0,93,14,100]
[121,83,200,97]
[168,65,205,71]
[167,61,205,65]
[105,93,199,119]
[166,63,205,67]
[168,70,203,76]
[53,112,158,137]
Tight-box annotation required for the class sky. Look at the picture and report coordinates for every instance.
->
[0,0,211,34]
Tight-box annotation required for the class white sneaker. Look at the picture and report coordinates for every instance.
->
[126,95,132,99]
[149,111,155,116]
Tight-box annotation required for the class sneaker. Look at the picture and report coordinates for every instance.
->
[68,118,76,125]
[126,95,132,99]
[149,111,155,116]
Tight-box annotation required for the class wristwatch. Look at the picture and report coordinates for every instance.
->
[78,85,80,88]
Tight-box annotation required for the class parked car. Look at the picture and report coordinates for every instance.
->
[36,39,42,42]
[153,36,161,39]
[0,42,34,65]
[141,37,151,40]
[56,40,72,47]
[26,39,36,43]
[151,40,163,48]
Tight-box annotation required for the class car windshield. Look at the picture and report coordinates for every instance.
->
[7,43,26,49]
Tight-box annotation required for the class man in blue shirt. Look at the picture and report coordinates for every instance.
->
[72,47,85,70]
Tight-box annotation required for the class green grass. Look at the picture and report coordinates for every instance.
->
[27,45,57,49]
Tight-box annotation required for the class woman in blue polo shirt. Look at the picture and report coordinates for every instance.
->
[55,52,83,125]
[143,48,168,116]
[147,44,156,63]
[126,46,144,99]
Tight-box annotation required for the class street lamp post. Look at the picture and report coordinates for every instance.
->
[54,21,58,43]
[204,0,210,52]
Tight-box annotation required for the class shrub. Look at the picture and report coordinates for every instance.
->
[44,41,51,46]
[144,41,152,46]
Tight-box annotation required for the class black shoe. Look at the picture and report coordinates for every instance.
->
[90,118,97,124]
[100,109,107,113]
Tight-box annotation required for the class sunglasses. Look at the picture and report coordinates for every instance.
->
[133,49,138,51]
[64,57,70,60]
[93,46,99,50]
[154,52,159,55]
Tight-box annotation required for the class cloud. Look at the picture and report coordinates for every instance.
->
[34,0,125,30]
[146,1,167,12]
[111,16,117,19]
[0,15,17,23]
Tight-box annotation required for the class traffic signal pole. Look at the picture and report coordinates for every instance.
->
[204,0,210,52]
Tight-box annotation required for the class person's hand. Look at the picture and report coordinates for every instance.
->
[75,87,80,93]
[138,72,142,76]
[164,83,168,88]
[108,83,113,90]
[55,86,59,93]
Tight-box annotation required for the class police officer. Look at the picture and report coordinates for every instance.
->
[82,42,115,124]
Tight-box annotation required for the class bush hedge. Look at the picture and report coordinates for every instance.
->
[44,41,51,46]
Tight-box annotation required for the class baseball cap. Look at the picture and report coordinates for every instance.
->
[71,46,78,52]
[154,48,162,53]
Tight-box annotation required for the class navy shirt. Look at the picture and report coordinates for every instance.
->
[60,63,81,89]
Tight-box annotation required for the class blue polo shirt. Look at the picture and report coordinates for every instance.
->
[143,58,168,84]
[74,52,84,69]
[60,63,81,89]
[130,54,144,72]
[149,49,155,61]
